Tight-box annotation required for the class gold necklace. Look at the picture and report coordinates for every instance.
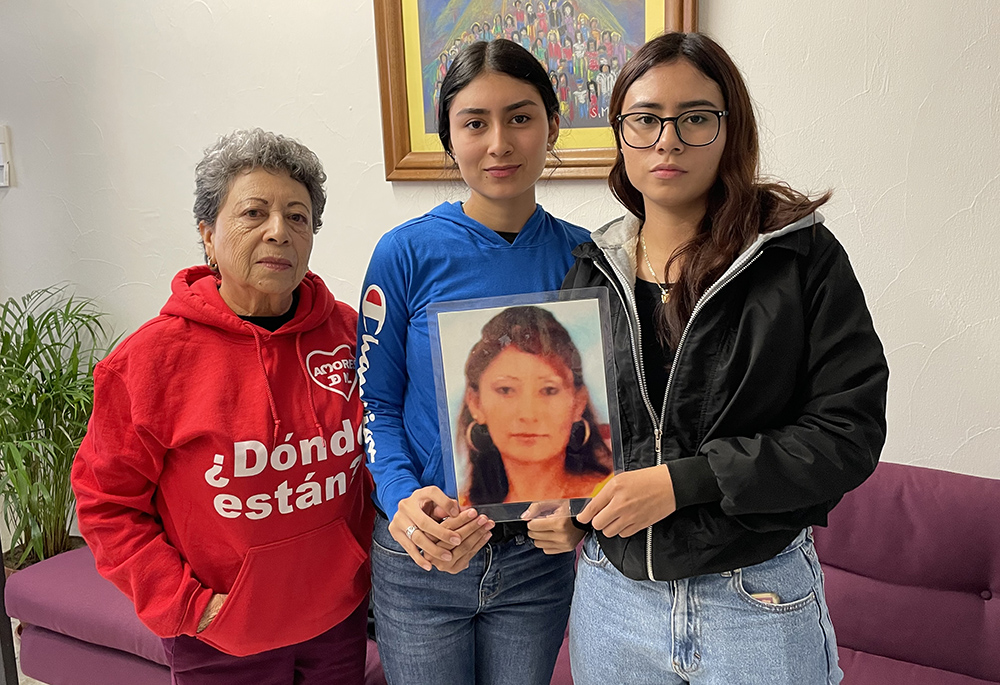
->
[640,231,671,303]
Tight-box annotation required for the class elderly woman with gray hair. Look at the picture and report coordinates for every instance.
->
[72,129,375,684]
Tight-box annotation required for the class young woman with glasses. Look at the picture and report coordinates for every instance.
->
[358,39,589,685]
[563,32,889,684]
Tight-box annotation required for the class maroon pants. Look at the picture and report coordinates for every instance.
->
[161,599,368,685]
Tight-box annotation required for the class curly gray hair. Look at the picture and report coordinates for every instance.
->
[193,129,327,240]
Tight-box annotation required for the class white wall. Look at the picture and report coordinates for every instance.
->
[1,1,997,479]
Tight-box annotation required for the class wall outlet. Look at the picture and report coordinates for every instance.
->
[0,125,11,187]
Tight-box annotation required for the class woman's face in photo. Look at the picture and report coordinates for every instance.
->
[468,347,585,467]
[619,59,727,217]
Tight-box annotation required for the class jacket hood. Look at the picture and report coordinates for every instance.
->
[161,266,337,335]
[590,210,824,252]
[425,201,553,247]
[578,210,825,292]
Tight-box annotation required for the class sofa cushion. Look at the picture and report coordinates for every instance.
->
[838,647,1000,685]
[18,624,169,685]
[814,462,1000,683]
[4,546,168,666]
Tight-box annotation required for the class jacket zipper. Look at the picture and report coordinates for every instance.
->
[647,251,764,579]
[591,258,665,581]
[590,246,765,581]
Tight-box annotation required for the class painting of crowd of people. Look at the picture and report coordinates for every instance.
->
[419,0,645,133]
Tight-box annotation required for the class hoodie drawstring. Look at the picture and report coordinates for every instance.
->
[296,332,325,441]
[247,324,282,448]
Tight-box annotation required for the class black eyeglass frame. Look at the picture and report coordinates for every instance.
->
[615,110,729,149]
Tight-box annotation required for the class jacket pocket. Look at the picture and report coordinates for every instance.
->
[197,518,368,657]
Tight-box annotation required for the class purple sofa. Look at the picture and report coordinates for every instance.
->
[1,544,570,685]
[4,546,169,685]
[5,461,996,684]
[813,461,1000,684]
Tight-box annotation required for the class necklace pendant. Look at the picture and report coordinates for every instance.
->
[661,290,669,304]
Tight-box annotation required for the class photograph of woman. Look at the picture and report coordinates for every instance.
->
[563,32,889,685]
[452,305,614,509]
[358,39,591,685]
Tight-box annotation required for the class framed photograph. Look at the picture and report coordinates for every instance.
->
[374,0,699,180]
[427,289,623,522]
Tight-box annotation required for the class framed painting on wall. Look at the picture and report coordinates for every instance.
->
[374,0,699,180]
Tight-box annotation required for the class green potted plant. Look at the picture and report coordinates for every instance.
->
[0,286,117,570]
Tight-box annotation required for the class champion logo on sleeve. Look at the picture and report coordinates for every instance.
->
[357,284,386,398]
[361,284,386,336]
[357,283,388,462]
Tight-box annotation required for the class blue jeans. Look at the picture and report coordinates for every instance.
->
[570,528,843,684]
[371,515,575,685]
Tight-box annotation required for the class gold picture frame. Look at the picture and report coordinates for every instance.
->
[374,0,699,181]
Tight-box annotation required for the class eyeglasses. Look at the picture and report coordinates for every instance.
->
[616,110,728,149]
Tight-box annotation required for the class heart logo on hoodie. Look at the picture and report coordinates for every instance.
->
[306,345,357,400]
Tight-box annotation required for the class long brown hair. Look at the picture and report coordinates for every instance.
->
[608,32,830,348]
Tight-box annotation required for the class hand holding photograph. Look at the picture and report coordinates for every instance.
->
[428,290,622,521]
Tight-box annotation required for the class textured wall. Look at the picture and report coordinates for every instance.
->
[0,1,997,478]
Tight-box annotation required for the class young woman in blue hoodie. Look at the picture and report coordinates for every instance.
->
[358,39,588,685]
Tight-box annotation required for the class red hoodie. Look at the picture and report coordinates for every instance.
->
[72,266,374,657]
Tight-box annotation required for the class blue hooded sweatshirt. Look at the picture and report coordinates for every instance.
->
[356,201,588,518]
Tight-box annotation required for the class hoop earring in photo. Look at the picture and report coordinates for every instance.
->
[567,419,591,451]
[466,422,496,452]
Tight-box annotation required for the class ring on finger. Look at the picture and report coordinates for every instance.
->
[404,524,418,540]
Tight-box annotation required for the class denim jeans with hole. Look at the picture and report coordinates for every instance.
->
[371,515,575,685]
[569,528,843,685]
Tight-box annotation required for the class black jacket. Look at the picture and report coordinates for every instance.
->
[563,211,889,582]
